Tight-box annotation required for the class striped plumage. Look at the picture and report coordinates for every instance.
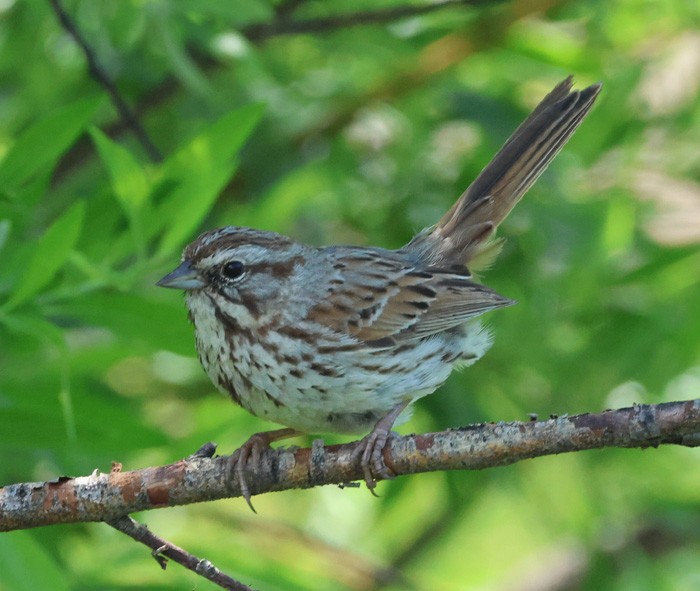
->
[179,229,504,434]
[159,77,601,498]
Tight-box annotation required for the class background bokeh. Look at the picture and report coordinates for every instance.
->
[1,0,700,589]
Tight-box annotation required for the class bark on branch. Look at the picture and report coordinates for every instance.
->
[107,515,254,591]
[2,399,699,532]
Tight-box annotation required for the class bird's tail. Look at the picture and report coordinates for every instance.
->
[407,77,601,267]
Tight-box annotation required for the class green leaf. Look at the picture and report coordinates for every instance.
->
[0,219,10,253]
[0,532,71,591]
[156,161,239,255]
[89,127,150,217]
[174,0,272,22]
[44,291,195,356]
[3,202,86,310]
[151,103,264,253]
[0,311,66,347]
[153,12,213,96]
[162,103,264,181]
[0,98,101,195]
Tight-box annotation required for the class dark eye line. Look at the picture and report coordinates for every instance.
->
[217,260,294,282]
[249,260,298,280]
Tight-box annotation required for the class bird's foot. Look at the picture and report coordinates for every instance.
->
[354,402,409,494]
[227,428,300,512]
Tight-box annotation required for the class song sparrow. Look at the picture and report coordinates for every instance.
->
[158,77,601,506]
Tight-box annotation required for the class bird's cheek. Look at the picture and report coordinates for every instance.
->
[217,284,244,306]
[239,280,284,317]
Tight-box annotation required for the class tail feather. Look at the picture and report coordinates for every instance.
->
[407,77,601,266]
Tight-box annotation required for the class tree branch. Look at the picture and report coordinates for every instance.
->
[243,0,494,42]
[272,0,309,20]
[50,0,549,185]
[3,399,699,532]
[108,515,255,591]
[47,0,163,162]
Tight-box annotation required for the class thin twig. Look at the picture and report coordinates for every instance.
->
[47,0,163,162]
[273,0,308,19]
[108,515,256,591]
[243,0,493,41]
[2,400,700,532]
[49,0,530,186]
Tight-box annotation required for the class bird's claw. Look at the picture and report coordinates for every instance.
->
[354,401,409,493]
[227,428,301,512]
[355,428,396,495]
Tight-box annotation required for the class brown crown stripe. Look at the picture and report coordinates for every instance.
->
[186,228,295,261]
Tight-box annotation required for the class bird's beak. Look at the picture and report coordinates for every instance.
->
[157,261,206,290]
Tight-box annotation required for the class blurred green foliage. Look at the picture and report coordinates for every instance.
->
[1,0,700,589]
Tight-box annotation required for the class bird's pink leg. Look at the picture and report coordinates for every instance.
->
[228,428,302,512]
[356,401,410,493]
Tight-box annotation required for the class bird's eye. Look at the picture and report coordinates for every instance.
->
[222,260,245,280]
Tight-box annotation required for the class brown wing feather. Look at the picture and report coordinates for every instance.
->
[306,249,512,343]
[306,79,600,344]
[400,275,513,339]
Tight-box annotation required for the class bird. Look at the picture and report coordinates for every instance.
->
[158,77,601,508]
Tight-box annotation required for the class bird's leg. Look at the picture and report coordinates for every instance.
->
[227,428,302,512]
[355,401,410,493]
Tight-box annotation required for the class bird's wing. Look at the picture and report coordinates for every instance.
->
[305,249,512,344]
